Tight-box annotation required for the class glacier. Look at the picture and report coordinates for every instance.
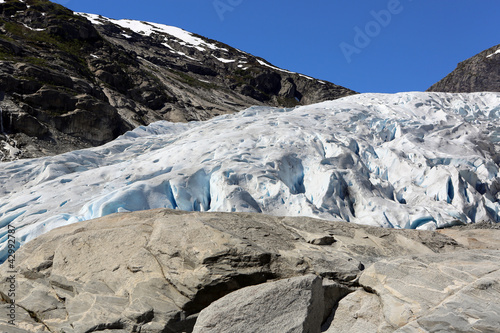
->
[0,92,499,261]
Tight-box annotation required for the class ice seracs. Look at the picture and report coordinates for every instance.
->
[0,92,499,262]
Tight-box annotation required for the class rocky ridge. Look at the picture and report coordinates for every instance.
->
[0,0,355,160]
[1,209,499,332]
[428,43,500,93]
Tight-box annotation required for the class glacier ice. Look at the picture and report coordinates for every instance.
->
[0,92,499,262]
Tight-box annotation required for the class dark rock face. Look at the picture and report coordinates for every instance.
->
[0,0,356,160]
[428,43,500,93]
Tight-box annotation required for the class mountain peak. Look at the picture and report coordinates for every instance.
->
[0,0,356,160]
[428,43,500,93]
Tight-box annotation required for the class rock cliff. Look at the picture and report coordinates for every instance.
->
[1,209,499,332]
[0,0,355,160]
[428,43,500,93]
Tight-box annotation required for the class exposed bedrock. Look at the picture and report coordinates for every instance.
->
[1,209,499,332]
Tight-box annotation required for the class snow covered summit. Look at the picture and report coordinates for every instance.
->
[0,92,499,261]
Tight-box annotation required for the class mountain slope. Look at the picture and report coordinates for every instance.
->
[0,91,499,261]
[428,43,500,93]
[0,0,355,160]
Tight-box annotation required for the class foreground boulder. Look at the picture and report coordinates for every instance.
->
[0,209,498,332]
[193,275,324,333]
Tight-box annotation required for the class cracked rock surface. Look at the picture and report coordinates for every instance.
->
[2,209,499,332]
[193,274,325,333]
[327,250,500,332]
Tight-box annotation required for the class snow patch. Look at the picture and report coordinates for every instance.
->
[256,59,317,80]
[3,142,20,159]
[78,13,104,25]
[487,49,500,58]
[257,59,295,74]
[176,51,199,61]
[21,23,45,31]
[77,13,221,52]
[299,74,314,80]
[212,55,236,63]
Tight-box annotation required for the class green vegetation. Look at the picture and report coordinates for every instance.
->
[0,0,100,76]
[228,67,262,88]
[233,68,254,81]
[0,0,27,16]
[277,96,300,107]
[3,21,86,57]
[0,44,15,59]
[142,69,178,103]
[24,56,47,66]
[170,69,217,90]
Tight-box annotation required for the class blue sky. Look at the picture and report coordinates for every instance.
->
[54,0,500,93]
